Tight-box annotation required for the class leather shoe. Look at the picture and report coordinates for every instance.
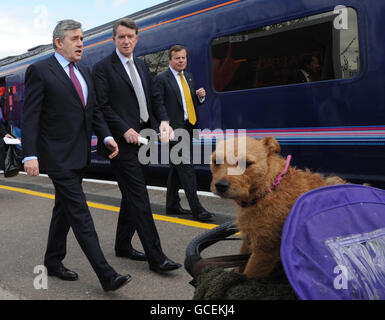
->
[102,274,132,292]
[116,248,147,261]
[149,258,182,274]
[166,207,192,215]
[193,211,215,221]
[47,266,78,281]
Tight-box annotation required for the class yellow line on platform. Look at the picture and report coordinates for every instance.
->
[0,184,218,230]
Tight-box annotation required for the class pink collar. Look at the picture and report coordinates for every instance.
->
[236,155,292,208]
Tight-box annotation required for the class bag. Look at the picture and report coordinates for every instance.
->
[281,184,385,300]
[4,144,22,177]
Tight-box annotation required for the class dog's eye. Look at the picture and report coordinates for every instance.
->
[246,162,253,168]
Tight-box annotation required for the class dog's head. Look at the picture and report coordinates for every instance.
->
[210,136,281,200]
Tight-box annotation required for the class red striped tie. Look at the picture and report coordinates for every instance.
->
[69,63,85,107]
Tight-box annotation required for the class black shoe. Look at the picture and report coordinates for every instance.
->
[47,266,79,281]
[116,248,147,261]
[166,208,192,215]
[149,258,182,274]
[102,274,132,292]
[193,211,215,222]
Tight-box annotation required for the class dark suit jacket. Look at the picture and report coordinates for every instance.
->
[288,69,309,84]
[21,55,111,171]
[153,68,201,130]
[0,118,6,170]
[0,120,6,138]
[92,51,168,159]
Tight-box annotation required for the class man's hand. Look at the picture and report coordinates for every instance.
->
[105,139,119,159]
[123,128,140,146]
[159,121,174,143]
[196,88,206,99]
[24,159,39,177]
[4,134,14,139]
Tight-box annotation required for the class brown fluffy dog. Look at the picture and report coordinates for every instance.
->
[210,136,346,278]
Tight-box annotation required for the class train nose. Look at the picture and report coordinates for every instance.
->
[215,180,230,194]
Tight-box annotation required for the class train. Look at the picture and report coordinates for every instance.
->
[1,0,384,190]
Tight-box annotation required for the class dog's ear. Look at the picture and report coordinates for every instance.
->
[262,137,280,155]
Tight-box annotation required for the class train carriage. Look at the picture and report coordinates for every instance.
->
[1,0,384,189]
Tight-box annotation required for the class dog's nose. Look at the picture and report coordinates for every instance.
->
[215,180,230,194]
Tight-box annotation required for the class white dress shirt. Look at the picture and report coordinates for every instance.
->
[55,52,88,103]
[169,66,204,122]
[115,48,148,106]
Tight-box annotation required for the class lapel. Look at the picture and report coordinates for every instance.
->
[166,68,183,109]
[184,71,196,106]
[184,72,194,94]
[111,51,134,90]
[48,55,85,110]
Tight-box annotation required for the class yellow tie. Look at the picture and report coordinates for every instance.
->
[179,72,197,125]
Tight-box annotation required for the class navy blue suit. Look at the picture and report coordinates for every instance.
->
[21,55,117,284]
[92,51,168,265]
[153,68,206,215]
[0,120,6,138]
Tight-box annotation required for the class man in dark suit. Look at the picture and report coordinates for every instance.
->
[21,20,131,292]
[0,110,13,171]
[0,121,6,138]
[92,18,181,274]
[288,55,321,84]
[153,45,214,222]
[1,107,11,171]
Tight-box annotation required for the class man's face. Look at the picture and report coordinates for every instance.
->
[55,28,84,63]
[169,49,188,73]
[309,56,320,73]
[113,25,138,58]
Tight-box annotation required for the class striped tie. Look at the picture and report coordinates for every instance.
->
[179,72,197,125]
[69,63,85,107]
[127,60,149,122]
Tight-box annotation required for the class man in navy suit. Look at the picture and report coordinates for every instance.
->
[21,20,130,292]
[153,45,214,222]
[0,109,13,171]
[92,18,181,274]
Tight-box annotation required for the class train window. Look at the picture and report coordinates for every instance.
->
[139,49,169,77]
[211,7,360,92]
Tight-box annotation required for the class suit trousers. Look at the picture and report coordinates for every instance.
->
[44,169,117,283]
[166,122,205,215]
[110,144,166,265]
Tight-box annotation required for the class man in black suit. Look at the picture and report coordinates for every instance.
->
[0,110,13,171]
[92,18,181,274]
[0,121,6,138]
[153,45,214,222]
[21,20,131,292]
[288,55,321,84]
[1,108,12,171]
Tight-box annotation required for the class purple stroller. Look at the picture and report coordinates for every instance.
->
[281,184,385,300]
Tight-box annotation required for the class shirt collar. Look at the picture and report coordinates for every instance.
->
[54,52,78,70]
[169,66,183,77]
[300,69,310,81]
[116,48,134,65]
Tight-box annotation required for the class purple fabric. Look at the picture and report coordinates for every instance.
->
[69,63,85,107]
[281,184,385,300]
